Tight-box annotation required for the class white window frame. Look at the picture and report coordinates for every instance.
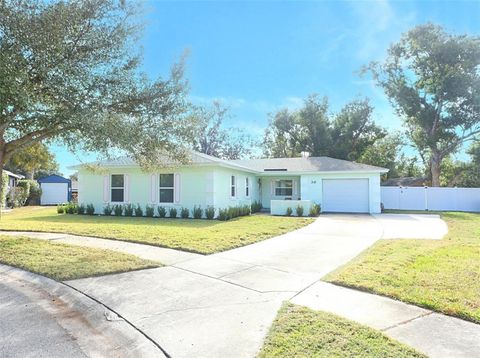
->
[159,173,175,204]
[275,179,293,196]
[230,175,236,198]
[111,174,125,203]
[245,177,250,197]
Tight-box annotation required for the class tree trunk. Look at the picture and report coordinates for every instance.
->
[430,151,442,187]
[27,170,34,180]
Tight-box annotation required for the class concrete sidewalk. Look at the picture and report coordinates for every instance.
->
[0,231,200,265]
[292,282,480,358]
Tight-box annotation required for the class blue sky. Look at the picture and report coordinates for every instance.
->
[55,0,480,176]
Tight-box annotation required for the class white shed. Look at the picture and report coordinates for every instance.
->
[38,174,71,205]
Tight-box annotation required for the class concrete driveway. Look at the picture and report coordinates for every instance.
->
[67,213,447,357]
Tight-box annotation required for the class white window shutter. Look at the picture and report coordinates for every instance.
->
[235,176,238,197]
[103,175,109,202]
[124,174,130,203]
[150,174,157,203]
[174,173,181,203]
[270,180,275,195]
[293,180,297,196]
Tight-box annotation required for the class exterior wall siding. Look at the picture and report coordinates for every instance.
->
[78,166,261,217]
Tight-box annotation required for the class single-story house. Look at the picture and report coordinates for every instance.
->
[3,169,25,190]
[38,174,72,205]
[72,152,388,216]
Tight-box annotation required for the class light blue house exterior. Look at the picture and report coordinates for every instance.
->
[73,152,388,216]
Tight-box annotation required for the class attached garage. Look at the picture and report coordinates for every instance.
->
[322,178,369,213]
[38,175,71,205]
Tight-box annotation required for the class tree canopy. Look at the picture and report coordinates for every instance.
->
[0,0,189,175]
[263,95,386,162]
[6,142,58,179]
[366,24,480,186]
[188,102,254,160]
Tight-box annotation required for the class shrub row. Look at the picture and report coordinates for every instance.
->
[58,202,254,221]
[217,205,251,221]
[285,203,321,217]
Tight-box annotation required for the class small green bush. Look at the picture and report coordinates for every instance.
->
[77,204,86,215]
[296,205,304,217]
[181,207,190,219]
[57,204,65,214]
[309,203,321,217]
[169,207,177,218]
[218,208,229,221]
[205,206,215,220]
[16,180,31,206]
[65,202,77,214]
[286,207,293,216]
[124,203,134,217]
[251,201,263,213]
[113,204,123,216]
[86,204,95,215]
[157,206,167,218]
[103,204,113,216]
[193,205,203,219]
[146,205,155,217]
[134,204,143,217]
[7,187,29,208]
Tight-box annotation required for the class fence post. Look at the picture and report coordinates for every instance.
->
[424,186,428,211]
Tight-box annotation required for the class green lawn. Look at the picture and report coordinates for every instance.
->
[0,207,313,254]
[325,212,480,323]
[0,235,159,281]
[258,303,425,358]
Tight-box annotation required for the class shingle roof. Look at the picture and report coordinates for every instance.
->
[232,157,388,173]
[71,151,387,173]
[70,151,257,172]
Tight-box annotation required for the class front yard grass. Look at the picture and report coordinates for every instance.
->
[325,212,480,323]
[258,303,426,358]
[0,235,159,281]
[0,207,313,254]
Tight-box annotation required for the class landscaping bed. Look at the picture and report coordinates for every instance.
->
[0,235,159,281]
[325,212,480,323]
[258,303,425,358]
[0,207,314,254]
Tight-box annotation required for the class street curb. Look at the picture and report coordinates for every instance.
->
[0,264,166,357]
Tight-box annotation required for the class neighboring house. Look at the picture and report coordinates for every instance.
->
[3,170,25,190]
[38,174,72,205]
[72,152,388,216]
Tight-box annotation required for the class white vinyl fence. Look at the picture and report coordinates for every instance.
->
[381,186,480,212]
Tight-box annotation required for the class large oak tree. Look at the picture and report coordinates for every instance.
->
[367,24,480,186]
[263,95,386,161]
[0,0,190,205]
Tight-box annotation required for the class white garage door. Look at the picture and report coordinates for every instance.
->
[40,183,69,205]
[322,179,369,213]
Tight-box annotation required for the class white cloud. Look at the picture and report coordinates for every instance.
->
[347,0,417,61]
